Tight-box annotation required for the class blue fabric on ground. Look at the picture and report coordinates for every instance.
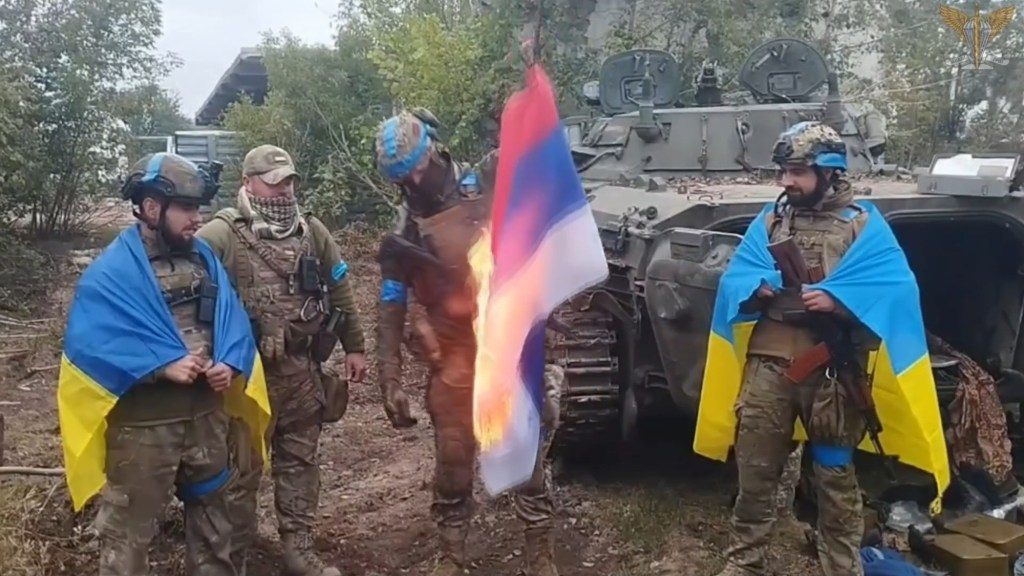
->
[859,546,922,576]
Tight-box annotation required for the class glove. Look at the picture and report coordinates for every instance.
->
[381,378,417,429]
[259,318,286,363]
[378,301,417,428]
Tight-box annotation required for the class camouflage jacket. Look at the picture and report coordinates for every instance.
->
[197,209,366,355]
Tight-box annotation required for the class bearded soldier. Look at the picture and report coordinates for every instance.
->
[373,109,564,576]
[57,152,267,576]
[716,122,888,576]
[196,145,367,576]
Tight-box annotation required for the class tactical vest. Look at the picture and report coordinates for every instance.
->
[747,203,873,360]
[222,213,328,367]
[408,168,491,323]
[108,245,219,425]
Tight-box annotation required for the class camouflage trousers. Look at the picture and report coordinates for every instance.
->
[775,443,804,518]
[426,343,562,536]
[226,359,327,570]
[95,409,235,576]
[726,355,866,576]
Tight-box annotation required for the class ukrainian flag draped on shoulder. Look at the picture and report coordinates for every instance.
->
[693,200,949,511]
[58,224,272,511]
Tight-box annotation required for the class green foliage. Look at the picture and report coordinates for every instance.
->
[223,0,602,228]
[0,0,185,238]
[223,29,395,228]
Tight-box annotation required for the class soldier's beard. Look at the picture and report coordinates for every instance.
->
[784,172,831,208]
[158,220,194,252]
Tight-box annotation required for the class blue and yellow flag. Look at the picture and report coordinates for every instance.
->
[57,224,272,511]
[693,200,950,512]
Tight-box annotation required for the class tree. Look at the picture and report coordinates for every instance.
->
[223,29,395,226]
[872,0,1024,166]
[114,82,192,136]
[0,0,171,237]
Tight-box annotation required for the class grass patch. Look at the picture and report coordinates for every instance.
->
[593,482,736,576]
[0,480,81,576]
[599,484,697,557]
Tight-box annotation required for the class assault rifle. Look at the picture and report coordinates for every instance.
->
[767,236,898,481]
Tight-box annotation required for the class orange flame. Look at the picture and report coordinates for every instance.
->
[468,226,513,451]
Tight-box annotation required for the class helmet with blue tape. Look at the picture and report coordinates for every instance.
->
[771,121,848,171]
[374,109,441,182]
[119,152,220,206]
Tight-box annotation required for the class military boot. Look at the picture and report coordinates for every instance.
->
[281,532,341,576]
[429,524,468,576]
[523,526,559,576]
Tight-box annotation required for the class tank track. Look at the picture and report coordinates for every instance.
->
[547,302,621,455]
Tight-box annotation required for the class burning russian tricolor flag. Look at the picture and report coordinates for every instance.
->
[469,64,609,496]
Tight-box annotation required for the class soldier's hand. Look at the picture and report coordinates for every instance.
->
[382,384,417,428]
[801,289,836,312]
[205,362,235,392]
[164,354,205,385]
[345,352,367,383]
[757,282,776,299]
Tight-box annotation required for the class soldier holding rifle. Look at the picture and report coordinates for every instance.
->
[712,121,923,576]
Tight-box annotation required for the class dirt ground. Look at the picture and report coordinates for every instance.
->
[0,223,821,576]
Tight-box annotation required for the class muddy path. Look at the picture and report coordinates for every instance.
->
[0,230,821,576]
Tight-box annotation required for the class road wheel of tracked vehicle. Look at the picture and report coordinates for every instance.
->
[547,298,622,459]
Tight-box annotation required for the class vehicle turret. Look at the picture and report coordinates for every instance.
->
[571,38,891,183]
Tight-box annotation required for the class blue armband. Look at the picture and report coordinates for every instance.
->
[380,279,408,304]
[175,467,231,502]
[331,261,349,283]
[809,443,854,467]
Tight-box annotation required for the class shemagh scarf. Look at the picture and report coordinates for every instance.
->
[238,186,304,240]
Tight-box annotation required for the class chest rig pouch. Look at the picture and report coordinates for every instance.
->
[148,251,218,368]
[410,192,489,320]
[764,205,863,325]
[230,219,327,324]
[153,252,218,325]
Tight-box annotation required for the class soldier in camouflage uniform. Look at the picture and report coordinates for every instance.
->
[373,109,564,576]
[196,145,367,576]
[717,122,891,576]
[96,153,237,576]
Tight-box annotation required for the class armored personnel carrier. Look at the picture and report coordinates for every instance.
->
[548,37,1024,460]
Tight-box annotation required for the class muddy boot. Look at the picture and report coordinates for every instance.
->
[524,526,558,576]
[430,524,468,576]
[281,532,341,576]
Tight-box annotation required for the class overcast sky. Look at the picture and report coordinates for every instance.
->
[155,0,340,120]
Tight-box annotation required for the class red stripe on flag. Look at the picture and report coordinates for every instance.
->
[492,65,562,251]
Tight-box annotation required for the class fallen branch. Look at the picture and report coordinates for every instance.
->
[0,466,65,477]
[26,364,58,375]
[0,314,54,326]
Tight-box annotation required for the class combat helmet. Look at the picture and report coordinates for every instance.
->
[771,121,848,171]
[374,108,442,182]
[119,152,221,207]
